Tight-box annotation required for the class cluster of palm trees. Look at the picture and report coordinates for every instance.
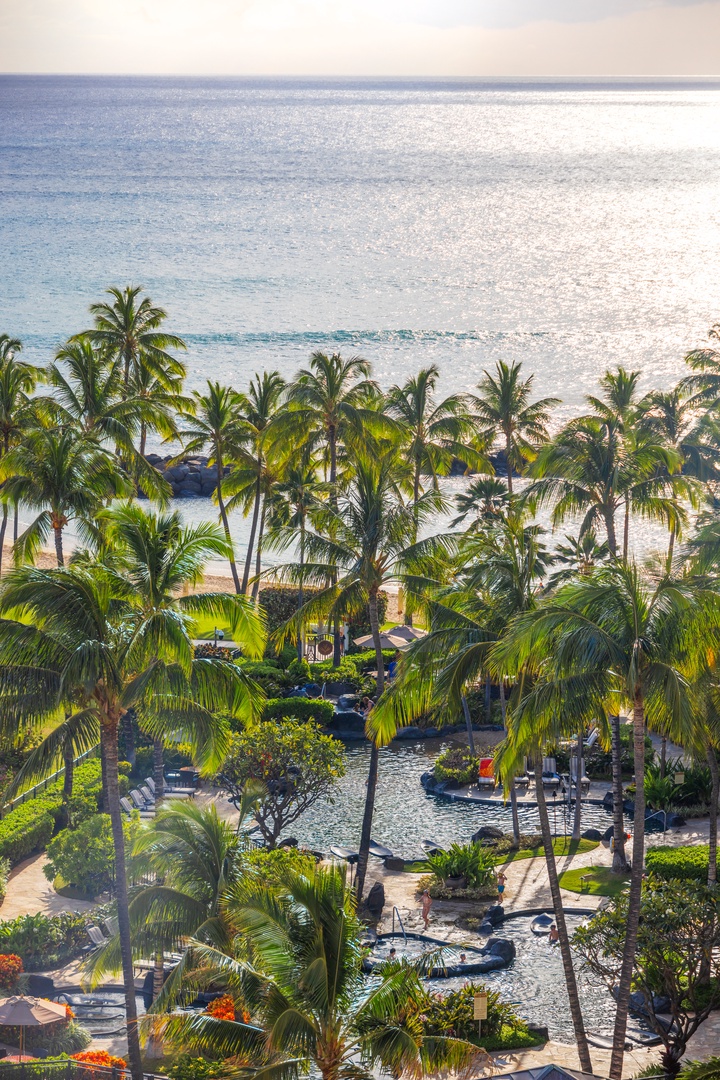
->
[4,289,720,1077]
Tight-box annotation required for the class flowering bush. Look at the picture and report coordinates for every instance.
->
[205,995,251,1024]
[73,1049,128,1070]
[0,953,23,990]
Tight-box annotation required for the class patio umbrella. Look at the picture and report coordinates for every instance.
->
[0,995,67,1059]
[381,625,427,643]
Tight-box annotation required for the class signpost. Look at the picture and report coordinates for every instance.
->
[473,991,488,1037]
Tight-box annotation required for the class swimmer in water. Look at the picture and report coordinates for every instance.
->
[548,923,559,944]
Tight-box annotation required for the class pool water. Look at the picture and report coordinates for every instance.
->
[290,741,623,855]
[369,916,616,1043]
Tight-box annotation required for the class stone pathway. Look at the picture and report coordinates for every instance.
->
[0,853,97,919]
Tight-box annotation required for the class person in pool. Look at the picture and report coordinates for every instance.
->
[388,947,397,960]
[548,923,559,943]
[458,952,467,965]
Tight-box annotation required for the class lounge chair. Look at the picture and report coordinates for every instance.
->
[83,926,108,952]
[585,728,600,749]
[541,757,562,792]
[130,788,154,811]
[570,755,591,795]
[478,757,496,791]
[139,784,155,805]
[514,758,530,789]
[121,796,153,818]
[163,778,196,798]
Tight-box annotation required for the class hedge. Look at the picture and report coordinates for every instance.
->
[645,844,709,883]
[258,585,388,642]
[262,698,337,725]
[0,758,107,866]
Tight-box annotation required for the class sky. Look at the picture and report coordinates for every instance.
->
[1,0,720,76]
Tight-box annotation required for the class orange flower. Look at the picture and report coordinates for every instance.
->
[72,1050,128,1069]
[205,995,238,1022]
[0,955,24,991]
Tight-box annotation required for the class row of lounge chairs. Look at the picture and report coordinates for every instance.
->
[120,775,197,818]
[477,755,591,794]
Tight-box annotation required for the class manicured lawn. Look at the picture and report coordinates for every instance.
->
[190,613,235,639]
[500,837,599,863]
[558,864,630,897]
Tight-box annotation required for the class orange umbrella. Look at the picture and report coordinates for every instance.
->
[0,995,67,1059]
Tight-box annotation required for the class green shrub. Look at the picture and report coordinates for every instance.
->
[646,844,709,883]
[433,747,478,787]
[262,697,336,725]
[242,846,317,886]
[44,812,142,897]
[346,647,397,668]
[308,657,370,691]
[258,585,321,634]
[0,802,58,864]
[423,983,536,1047]
[287,657,311,682]
[167,1055,224,1080]
[0,912,91,971]
[426,843,495,889]
[673,765,713,808]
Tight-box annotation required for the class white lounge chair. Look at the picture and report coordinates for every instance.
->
[570,755,591,795]
[121,796,153,818]
[541,757,562,792]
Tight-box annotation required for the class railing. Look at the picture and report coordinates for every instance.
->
[0,745,99,819]
[0,1062,167,1080]
[391,905,407,945]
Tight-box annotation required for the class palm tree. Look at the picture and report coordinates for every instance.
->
[226,371,285,596]
[45,338,171,502]
[493,561,709,1080]
[278,452,444,899]
[0,428,132,566]
[681,320,720,404]
[545,530,610,589]
[387,364,484,514]
[0,338,40,576]
[178,382,248,593]
[451,476,510,530]
[469,360,558,494]
[148,863,475,1080]
[81,285,186,393]
[86,799,252,1001]
[0,517,266,1080]
[273,352,391,661]
[265,463,323,660]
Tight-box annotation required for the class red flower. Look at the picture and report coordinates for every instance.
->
[0,955,23,991]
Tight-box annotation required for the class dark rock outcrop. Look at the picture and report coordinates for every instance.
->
[366,881,385,918]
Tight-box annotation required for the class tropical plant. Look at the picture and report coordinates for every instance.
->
[425,842,495,889]
[147,863,477,1080]
[493,560,710,1079]
[81,284,186,393]
[276,450,446,898]
[219,719,345,848]
[574,877,720,1079]
[176,381,246,592]
[0,911,91,971]
[44,812,141,896]
[0,428,132,565]
[387,363,483,517]
[225,371,286,597]
[0,510,265,1080]
[422,982,535,1047]
[0,338,41,576]
[451,475,510,529]
[469,359,558,494]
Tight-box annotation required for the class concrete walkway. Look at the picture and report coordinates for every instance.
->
[0,853,97,919]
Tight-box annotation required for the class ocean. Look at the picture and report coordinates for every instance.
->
[1,76,720,558]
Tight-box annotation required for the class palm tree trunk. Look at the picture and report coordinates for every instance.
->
[53,525,64,567]
[533,758,593,1074]
[297,525,305,663]
[611,714,629,873]
[505,433,513,496]
[122,711,136,768]
[707,746,719,888]
[604,508,617,558]
[153,739,164,802]
[329,425,342,667]
[660,736,667,779]
[0,503,7,579]
[666,527,676,574]
[572,730,583,841]
[609,691,647,1080]
[152,953,164,1002]
[241,471,262,595]
[623,499,630,560]
[216,462,241,594]
[251,495,265,602]
[61,738,74,830]
[461,695,475,756]
[13,502,18,544]
[499,680,520,843]
[139,423,147,459]
[355,589,384,903]
[485,675,492,722]
[101,718,143,1080]
[405,463,421,627]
